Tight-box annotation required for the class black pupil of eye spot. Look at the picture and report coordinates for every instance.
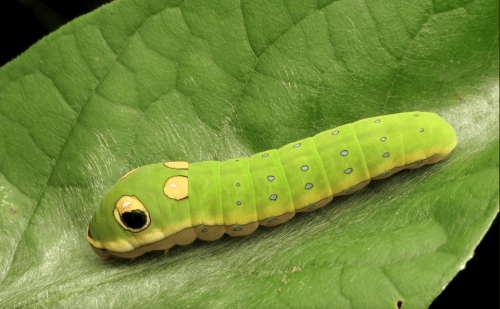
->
[122,209,147,229]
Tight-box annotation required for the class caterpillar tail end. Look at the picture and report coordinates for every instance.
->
[437,138,457,162]
[427,112,458,164]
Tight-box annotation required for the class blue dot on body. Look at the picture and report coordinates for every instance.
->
[332,130,339,135]
[236,201,241,205]
[301,166,309,171]
[380,137,387,141]
[262,153,269,157]
[270,194,277,200]
[419,128,424,132]
[267,176,275,181]
[293,143,301,148]
[305,183,313,189]
[345,168,353,174]
[340,150,348,156]
[375,119,380,123]
[383,152,390,158]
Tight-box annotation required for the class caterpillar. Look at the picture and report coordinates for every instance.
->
[86,111,457,259]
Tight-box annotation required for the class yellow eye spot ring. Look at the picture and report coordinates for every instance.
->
[113,195,151,233]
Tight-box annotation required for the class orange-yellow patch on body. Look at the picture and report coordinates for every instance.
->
[120,168,138,180]
[164,161,189,170]
[164,176,188,200]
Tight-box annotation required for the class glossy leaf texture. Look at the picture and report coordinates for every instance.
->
[0,0,498,308]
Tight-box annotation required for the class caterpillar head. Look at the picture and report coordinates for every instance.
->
[86,162,189,259]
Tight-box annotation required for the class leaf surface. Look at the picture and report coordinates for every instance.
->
[0,0,498,308]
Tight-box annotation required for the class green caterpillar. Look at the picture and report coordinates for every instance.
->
[87,111,457,259]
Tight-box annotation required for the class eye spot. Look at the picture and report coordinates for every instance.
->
[122,209,148,230]
[114,196,151,233]
[396,300,404,309]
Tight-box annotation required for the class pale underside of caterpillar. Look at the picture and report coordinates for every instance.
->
[87,111,457,259]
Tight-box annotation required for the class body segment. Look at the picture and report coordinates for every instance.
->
[87,111,457,259]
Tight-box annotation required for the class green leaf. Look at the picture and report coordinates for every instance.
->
[0,0,498,308]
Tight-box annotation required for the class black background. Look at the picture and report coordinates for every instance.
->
[1,1,498,308]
